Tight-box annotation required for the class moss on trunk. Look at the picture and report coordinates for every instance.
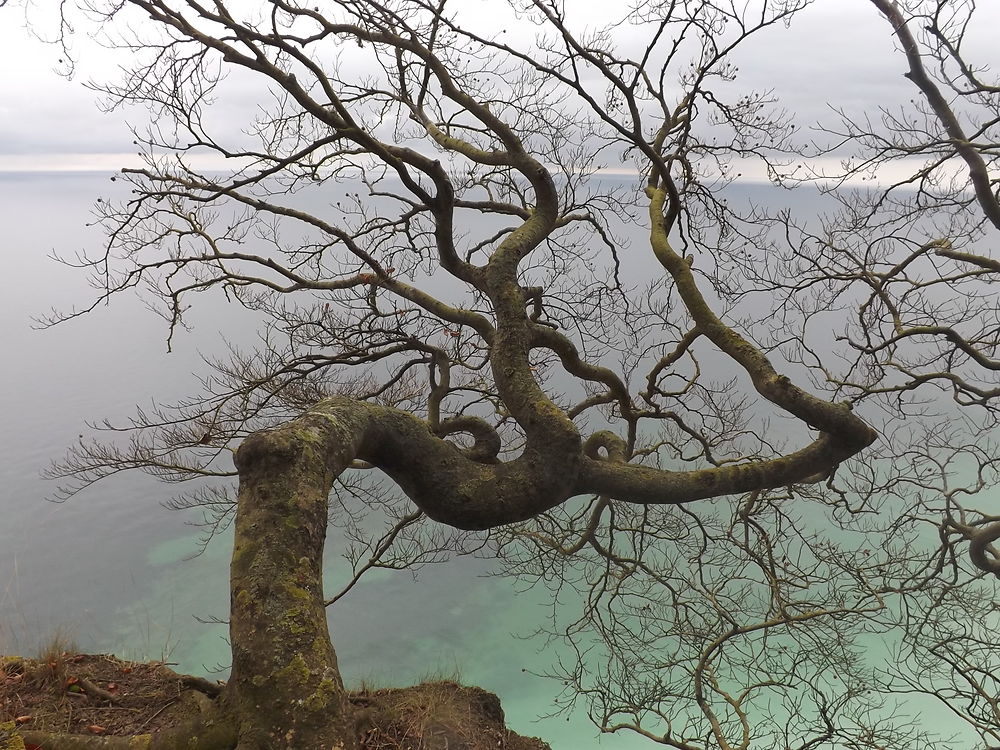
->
[227,421,359,750]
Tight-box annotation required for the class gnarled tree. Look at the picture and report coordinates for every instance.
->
[12,0,1000,748]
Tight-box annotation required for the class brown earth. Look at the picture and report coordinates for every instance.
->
[1,652,551,750]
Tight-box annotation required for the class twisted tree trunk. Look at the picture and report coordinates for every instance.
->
[225,411,362,749]
[220,392,875,747]
[216,396,577,748]
[15,388,874,749]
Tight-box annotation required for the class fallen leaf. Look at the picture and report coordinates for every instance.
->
[66,676,79,686]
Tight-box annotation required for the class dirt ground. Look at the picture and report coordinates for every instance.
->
[1,652,215,738]
[1,652,551,750]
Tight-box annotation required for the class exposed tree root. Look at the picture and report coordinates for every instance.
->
[154,668,223,699]
[18,711,236,750]
[72,678,119,705]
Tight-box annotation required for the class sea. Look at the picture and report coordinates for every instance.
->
[0,170,981,748]
[0,169,660,748]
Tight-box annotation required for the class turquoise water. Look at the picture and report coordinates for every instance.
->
[1,171,988,748]
[0,171,650,747]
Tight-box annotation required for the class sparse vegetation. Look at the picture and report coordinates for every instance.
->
[2,653,547,750]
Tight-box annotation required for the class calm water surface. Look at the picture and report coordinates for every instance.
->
[3,171,980,748]
[0,171,656,748]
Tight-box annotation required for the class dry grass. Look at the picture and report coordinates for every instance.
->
[24,631,79,694]
[3,649,550,750]
[354,680,549,750]
[1,652,204,736]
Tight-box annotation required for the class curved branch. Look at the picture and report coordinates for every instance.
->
[578,432,863,505]
[242,397,578,531]
[646,184,876,444]
[870,0,1000,231]
[968,522,1000,577]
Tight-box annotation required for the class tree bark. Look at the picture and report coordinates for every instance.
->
[217,393,874,746]
[227,415,361,750]
[15,389,875,748]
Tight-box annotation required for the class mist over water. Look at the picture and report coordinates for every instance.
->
[0,171,975,748]
[0,171,656,747]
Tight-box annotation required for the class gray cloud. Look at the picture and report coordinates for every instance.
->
[3,1,998,168]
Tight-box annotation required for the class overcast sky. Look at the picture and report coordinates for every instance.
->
[1,0,998,173]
